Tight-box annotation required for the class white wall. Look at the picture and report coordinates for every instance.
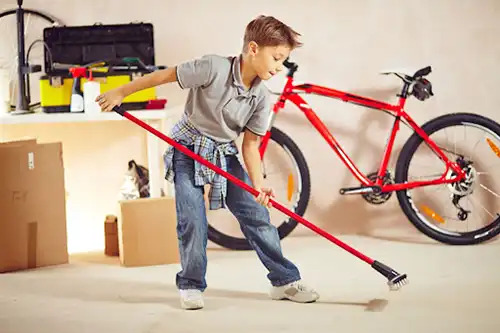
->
[1,0,499,252]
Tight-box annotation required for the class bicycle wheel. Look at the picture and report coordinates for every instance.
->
[0,8,62,112]
[207,126,311,250]
[395,113,500,245]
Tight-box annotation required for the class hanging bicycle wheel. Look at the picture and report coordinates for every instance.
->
[206,127,311,250]
[0,7,62,113]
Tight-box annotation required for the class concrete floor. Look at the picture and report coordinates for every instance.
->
[1,234,499,333]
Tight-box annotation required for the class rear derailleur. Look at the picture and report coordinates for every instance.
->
[448,156,476,221]
[452,194,470,221]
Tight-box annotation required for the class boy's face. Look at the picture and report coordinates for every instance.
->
[247,42,292,80]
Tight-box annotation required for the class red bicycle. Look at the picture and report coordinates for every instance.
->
[206,59,500,250]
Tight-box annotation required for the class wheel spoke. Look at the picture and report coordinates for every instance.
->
[478,183,500,199]
[399,114,500,244]
[467,194,495,220]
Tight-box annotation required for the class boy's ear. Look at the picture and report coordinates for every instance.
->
[248,41,259,55]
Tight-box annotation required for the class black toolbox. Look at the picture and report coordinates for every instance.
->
[40,22,162,113]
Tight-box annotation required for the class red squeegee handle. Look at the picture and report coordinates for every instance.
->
[113,106,375,265]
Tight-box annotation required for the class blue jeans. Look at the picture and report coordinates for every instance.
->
[172,146,301,291]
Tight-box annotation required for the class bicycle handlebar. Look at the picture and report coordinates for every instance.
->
[283,58,298,77]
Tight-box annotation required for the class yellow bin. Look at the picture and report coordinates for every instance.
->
[39,71,157,113]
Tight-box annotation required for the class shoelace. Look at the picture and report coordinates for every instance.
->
[183,290,202,300]
[289,282,310,292]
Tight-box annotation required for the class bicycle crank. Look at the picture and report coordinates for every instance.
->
[362,171,394,205]
[339,171,394,206]
[339,185,381,195]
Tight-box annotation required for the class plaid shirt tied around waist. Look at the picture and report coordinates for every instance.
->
[163,115,239,210]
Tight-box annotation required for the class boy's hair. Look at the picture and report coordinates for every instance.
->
[243,15,303,52]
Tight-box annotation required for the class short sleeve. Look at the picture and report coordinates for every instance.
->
[245,92,272,136]
[176,55,214,89]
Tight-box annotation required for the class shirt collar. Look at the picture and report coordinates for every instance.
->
[231,54,261,97]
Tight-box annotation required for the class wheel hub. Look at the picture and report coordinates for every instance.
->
[445,158,477,221]
[446,159,477,196]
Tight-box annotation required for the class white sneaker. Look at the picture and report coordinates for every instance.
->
[269,280,320,303]
[179,289,204,310]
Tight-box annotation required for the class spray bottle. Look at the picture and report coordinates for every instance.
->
[69,67,86,113]
[83,69,101,114]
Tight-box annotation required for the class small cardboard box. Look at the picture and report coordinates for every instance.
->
[117,196,179,267]
[0,138,68,273]
[104,215,119,257]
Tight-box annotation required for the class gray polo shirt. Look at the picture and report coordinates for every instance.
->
[175,54,272,143]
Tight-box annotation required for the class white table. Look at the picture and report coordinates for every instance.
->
[0,107,184,197]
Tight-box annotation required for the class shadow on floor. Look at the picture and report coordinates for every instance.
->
[203,287,388,311]
[5,268,389,312]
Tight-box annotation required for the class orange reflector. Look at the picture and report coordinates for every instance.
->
[287,173,294,201]
[486,138,500,157]
[421,205,445,224]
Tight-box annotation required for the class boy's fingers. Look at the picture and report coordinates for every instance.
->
[256,191,269,207]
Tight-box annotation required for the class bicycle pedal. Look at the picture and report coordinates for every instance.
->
[339,186,380,195]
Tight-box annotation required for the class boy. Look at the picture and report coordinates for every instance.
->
[96,15,319,310]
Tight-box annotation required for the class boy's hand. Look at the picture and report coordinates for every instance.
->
[255,187,275,208]
[95,88,125,112]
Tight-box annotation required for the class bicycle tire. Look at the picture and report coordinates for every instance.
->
[395,112,500,245]
[207,126,312,250]
[0,8,59,22]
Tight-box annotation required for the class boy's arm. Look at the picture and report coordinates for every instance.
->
[242,129,275,207]
[119,67,178,97]
[241,93,274,207]
[123,55,214,96]
[242,130,265,189]
[97,55,214,112]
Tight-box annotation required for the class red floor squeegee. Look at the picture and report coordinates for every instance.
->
[113,106,409,291]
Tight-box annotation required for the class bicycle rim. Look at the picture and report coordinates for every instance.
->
[395,113,500,245]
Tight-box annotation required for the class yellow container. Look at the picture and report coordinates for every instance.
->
[39,71,156,113]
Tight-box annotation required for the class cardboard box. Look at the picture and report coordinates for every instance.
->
[117,197,180,267]
[0,139,68,273]
[104,215,119,256]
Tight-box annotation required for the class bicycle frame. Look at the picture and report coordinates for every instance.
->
[259,73,466,193]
